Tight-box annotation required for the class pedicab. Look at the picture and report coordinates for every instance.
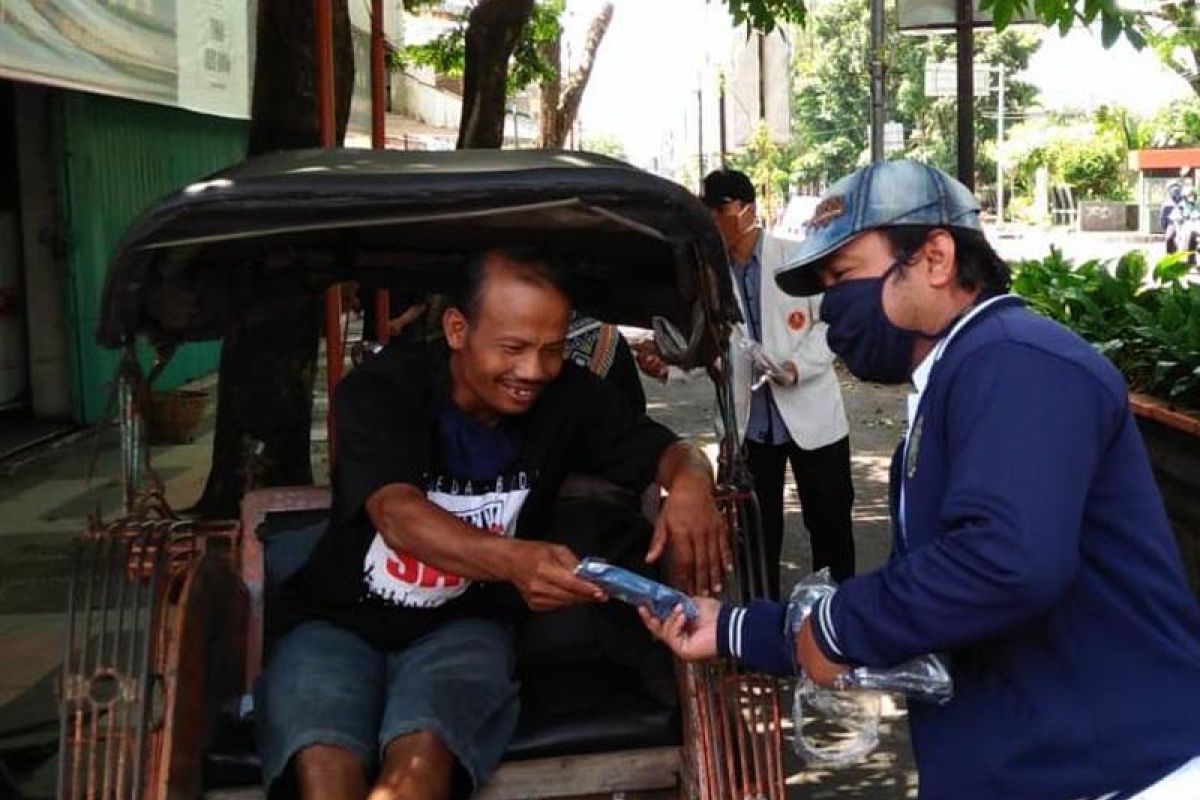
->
[57,148,788,800]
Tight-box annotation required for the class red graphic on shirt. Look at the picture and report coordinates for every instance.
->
[787,310,807,331]
[364,488,528,608]
[384,555,465,588]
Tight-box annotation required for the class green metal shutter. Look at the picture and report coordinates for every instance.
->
[57,92,247,424]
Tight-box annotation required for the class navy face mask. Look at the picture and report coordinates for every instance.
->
[820,260,916,385]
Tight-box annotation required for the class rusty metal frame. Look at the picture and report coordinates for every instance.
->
[58,511,241,800]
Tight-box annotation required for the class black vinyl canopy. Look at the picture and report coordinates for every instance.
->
[97,148,736,367]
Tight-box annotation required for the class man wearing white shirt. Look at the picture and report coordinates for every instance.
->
[640,170,855,598]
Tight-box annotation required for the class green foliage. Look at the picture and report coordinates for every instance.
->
[985,0,1144,49]
[581,134,628,162]
[1145,100,1200,147]
[715,0,807,31]
[1005,117,1131,201]
[1055,136,1129,200]
[789,0,871,186]
[892,28,1041,183]
[1094,105,1152,151]
[394,0,805,101]
[392,0,562,96]
[511,0,564,91]
[1012,249,1200,410]
[394,25,467,78]
[728,122,794,217]
[1128,1,1200,100]
[788,0,1041,189]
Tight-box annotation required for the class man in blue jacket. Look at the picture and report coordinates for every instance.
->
[642,161,1200,800]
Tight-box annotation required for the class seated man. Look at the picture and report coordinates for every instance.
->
[258,247,729,800]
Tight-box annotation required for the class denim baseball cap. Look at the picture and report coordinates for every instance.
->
[775,160,982,296]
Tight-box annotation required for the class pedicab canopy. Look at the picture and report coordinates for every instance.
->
[96,148,738,369]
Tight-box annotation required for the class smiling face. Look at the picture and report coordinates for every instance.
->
[443,252,570,425]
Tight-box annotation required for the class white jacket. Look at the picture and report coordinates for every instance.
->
[728,231,848,450]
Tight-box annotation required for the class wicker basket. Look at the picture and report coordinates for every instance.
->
[147,389,210,444]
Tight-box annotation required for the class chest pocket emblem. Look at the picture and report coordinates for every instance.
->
[906,414,924,480]
[787,310,806,331]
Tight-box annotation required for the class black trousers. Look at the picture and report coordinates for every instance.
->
[744,435,855,599]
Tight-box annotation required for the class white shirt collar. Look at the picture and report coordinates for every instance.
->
[911,349,936,395]
[916,294,1013,384]
[906,293,1014,431]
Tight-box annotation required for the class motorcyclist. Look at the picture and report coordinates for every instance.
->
[1161,182,1184,254]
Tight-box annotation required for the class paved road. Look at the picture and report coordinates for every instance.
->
[989,225,1162,265]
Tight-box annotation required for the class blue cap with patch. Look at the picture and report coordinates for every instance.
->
[775,160,982,296]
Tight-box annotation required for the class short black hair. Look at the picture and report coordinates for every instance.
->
[453,246,570,321]
[883,225,1011,296]
[701,169,756,208]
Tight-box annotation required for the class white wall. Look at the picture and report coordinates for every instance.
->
[393,71,462,131]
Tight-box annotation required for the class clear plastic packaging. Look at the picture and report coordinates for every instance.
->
[787,569,953,766]
[735,338,798,391]
[574,558,698,622]
[793,677,881,767]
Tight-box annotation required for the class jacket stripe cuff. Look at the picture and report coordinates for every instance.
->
[716,604,738,658]
[813,595,846,661]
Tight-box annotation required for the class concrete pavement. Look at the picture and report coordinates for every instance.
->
[988,223,1164,265]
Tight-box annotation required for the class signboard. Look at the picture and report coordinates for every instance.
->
[899,0,1038,30]
[728,29,791,148]
[0,0,251,119]
[884,121,905,153]
[924,62,993,98]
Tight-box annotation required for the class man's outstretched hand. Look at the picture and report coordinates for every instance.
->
[507,540,606,612]
[638,598,721,662]
[649,442,731,597]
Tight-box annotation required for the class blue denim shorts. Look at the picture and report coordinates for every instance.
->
[256,617,518,795]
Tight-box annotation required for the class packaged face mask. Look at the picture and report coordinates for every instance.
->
[575,558,698,622]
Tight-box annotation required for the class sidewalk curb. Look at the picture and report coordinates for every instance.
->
[0,426,97,479]
[0,374,218,480]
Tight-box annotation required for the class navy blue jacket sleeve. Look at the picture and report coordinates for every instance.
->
[816,342,1122,668]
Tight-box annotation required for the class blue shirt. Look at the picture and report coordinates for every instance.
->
[812,300,1200,800]
[735,236,790,446]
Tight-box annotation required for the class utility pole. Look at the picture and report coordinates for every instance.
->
[996,63,1006,222]
[870,0,885,162]
[697,87,705,188]
[955,0,975,190]
[757,32,767,123]
[719,74,728,167]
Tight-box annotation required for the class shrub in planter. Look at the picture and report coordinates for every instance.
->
[1013,249,1200,594]
[1012,249,1200,414]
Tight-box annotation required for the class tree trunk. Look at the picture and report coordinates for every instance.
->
[537,27,562,148]
[457,0,535,148]
[194,0,354,519]
[538,3,614,149]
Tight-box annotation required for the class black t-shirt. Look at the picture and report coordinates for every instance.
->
[289,341,679,650]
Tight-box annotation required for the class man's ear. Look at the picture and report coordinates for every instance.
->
[923,229,958,289]
[443,306,469,350]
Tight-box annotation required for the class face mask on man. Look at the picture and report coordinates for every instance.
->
[819,256,916,385]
